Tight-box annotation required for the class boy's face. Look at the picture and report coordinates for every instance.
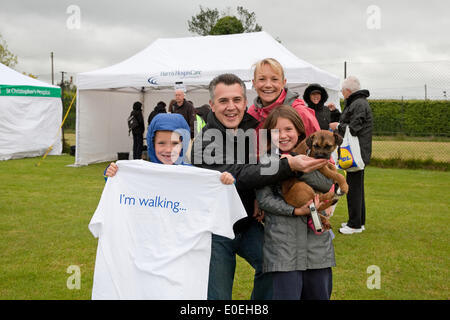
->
[154,130,182,165]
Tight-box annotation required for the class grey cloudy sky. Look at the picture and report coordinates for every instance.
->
[1,0,449,98]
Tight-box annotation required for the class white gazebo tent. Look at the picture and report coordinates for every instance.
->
[0,63,62,160]
[75,31,340,165]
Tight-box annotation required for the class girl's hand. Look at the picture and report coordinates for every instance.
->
[253,199,265,222]
[220,172,235,185]
[105,162,118,177]
[293,199,314,216]
[293,195,324,216]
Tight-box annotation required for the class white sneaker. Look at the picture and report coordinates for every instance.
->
[341,222,365,231]
[339,225,363,234]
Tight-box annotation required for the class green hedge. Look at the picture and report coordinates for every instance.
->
[340,99,450,137]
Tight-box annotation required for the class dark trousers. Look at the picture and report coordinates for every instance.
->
[208,220,272,300]
[272,268,332,300]
[132,132,143,160]
[346,169,366,228]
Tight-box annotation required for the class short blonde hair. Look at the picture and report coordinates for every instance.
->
[253,58,285,80]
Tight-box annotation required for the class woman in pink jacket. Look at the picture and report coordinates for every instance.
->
[248,58,320,136]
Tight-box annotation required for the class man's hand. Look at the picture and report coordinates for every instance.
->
[287,155,327,173]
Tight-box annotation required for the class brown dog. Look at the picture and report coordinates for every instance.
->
[281,130,348,216]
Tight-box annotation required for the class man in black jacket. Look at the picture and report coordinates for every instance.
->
[173,89,196,138]
[191,73,328,300]
[130,101,145,159]
[330,76,373,235]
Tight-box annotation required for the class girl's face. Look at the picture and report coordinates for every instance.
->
[253,64,287,107]
[154,131,182,165]
[271,117,299,153]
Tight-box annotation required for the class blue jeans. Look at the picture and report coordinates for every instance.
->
[208,220,272,300]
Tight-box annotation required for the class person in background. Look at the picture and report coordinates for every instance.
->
[303,83,341,130]
[329,76,373,235]
[130,101,145,159]
[172,89,196,138]
[147,101,167,126]
[194,104,211,135]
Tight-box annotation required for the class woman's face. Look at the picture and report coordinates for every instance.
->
[253,64,287,107]
[310,92,322,105]
[271,117,300,153]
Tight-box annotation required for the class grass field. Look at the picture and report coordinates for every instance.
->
[1,155,449,300]
[372,140,450,162]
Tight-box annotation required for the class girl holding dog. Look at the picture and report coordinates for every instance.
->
[255,105,336,300]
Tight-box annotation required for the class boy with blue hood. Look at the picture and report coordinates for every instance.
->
[106,113,234,184]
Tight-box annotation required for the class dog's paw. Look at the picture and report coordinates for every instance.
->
[336,183,348,195]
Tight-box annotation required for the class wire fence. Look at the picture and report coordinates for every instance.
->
[316,60,450,164]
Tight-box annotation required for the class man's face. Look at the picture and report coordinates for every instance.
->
[175,90,185,105]
[210,83,247,129]
[341,88,351,99]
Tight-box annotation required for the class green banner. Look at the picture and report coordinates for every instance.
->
[0,85,61,97]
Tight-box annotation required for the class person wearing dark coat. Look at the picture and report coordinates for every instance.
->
[147,101,167,126]
[195,104,211,123]
[329,76,373,235]
[173,90,196,138]
[303,83,341,130]
[130,101,145,159]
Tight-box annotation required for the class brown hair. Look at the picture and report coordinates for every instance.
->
[262,105,306,151]
[208,73,247,101]
[253,58,285,80]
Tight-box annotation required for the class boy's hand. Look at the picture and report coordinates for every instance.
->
[220,172,235,185]
[105,162,118,177]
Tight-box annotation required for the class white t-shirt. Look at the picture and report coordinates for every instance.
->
[89,160,246,300]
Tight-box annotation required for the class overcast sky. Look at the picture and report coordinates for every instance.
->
[1,0,449,99]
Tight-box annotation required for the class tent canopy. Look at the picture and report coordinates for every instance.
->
[75,32,340,165]
[0,63,62,161]
[77,31,339,91]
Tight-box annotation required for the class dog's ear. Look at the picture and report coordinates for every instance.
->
[306,134,315,149]
[333,131,343,146]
